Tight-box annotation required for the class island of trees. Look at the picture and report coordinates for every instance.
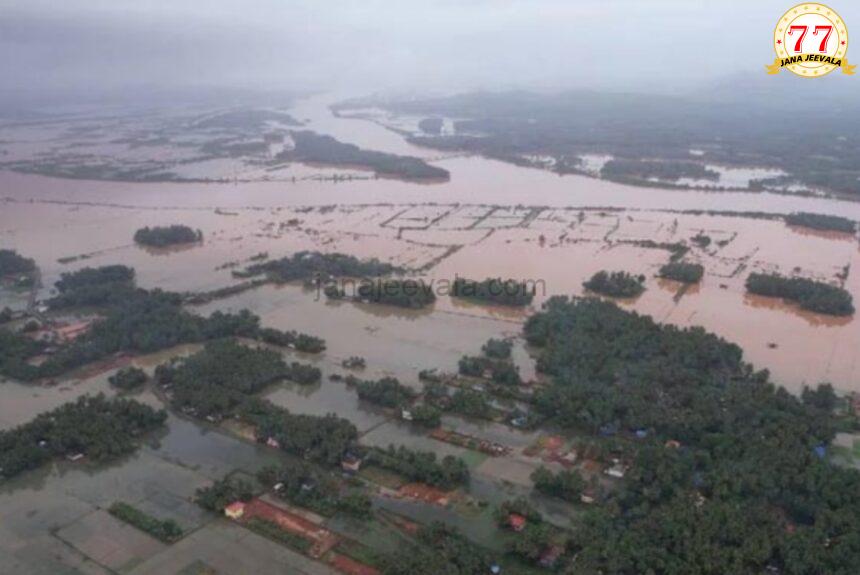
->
[583,270,646,298]
[0,264,326,382]
[355,279,436,308]
[523,295,860,573]
[108,501,183,543]
[0,394,166,480]
[133,225,202,247]
[601,158,719,184]
[746,272,854,316]
[785,212,857,234]
[0,249,36,287]
[108,366,148,390]
[658,261,704,284]
[279,130,450,181]
[238,250,400,283]
[451,277,535,307]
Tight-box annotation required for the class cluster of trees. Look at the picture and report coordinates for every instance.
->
[746,272,854,316]
[258,462,372,519]
[157,340,288,419]
[530,466,587,502]
[256,327,326,353]
[195,476,254,512]
[418,117,444,135]
[241,399,358,466]
[583,270,646,298]
[133,225,202,247]
[0,394,166,479]
[458,355,521,386]
[449,389,494,420]
[658,261,704,284]
[349,376,417,408]
[381,523,493,575]
[785,212,857,234]
[356,279,436,308]
[496,498,558,564]
[409,404,443,428]
[284,361,321,385]
[0,249,36,278]
[0,307,12,323]
[482,338,512,359]
[108,366,148,390]
[240,250,400,283]
[108,501,183,542]
[280,130,450,180]
[0,264,326,383]
[524,295,860,573]
[365,445,469,490]
[451,277,535,307]
[601,158,719,183]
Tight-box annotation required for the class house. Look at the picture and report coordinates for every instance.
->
[489,564,502,574]
[508,513,527,532]
[605,459,627,479]
[665,439,681,449]
[266,437,281,449]
[580,492,596,505]
[341,453,363,473]
[66,453,84,462]
[539,545,564,568]
[224,501,245,520]
[401,409,413,421]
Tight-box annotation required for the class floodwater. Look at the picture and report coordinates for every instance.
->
[2,91,860,572]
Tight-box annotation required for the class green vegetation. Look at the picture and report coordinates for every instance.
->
[351,376,417,408]
[256,327,326,353]
[50,264,136,308]
[601,158,719,183]
[258,462,372,519]
[482,338,513,359]
[583,270,645,298]
[458,355,521,387]
[195,477,254,512]
[785,212,857,233]
[285,362,321,385]
[381,522,493,575]
[366,445,469,490]
[451,277,535,307]
[133,225,202,247]
[356,279,436,308]
[240,250,400,283]
[108,366,148,390]
[524,296,860,573]
[0,394,166,479]
[530,467,586,502]
[108,501,183,543]
[449,389,494,420]
[746,272,854,316]
[241,399,358,466]
[157,340,287,419]
[0,249,36,280]
[658,261,704,284]
[280,130,449,180]
[418,118,444,135]
[410,404,442,428]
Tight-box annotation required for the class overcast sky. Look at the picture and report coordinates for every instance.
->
[1,0,857,99]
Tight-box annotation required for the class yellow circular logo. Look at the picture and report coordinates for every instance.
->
[768,3,854,76]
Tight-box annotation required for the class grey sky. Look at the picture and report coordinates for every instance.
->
[1,0,857,98]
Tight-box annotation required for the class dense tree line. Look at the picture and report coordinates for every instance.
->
[241,398,358,466]
[157,340,288,419]
[349,375,417,408]
[0,249,36,277]
[482,338,513,359]
[355,279,436,308]
[108,366,148,390]
[133,225,202,247]
[658,261,704,284]
[601,159,719,183]
[583,270,646,298]
[280,130,450,180]
[240,250,400,283]
[785,212,857,234]
[530,466,587,502]
[365,445,469,490]
[746,272,854,316]
[523,296,860,574]
[0,394,166,479]
[418,118,444,135]
[382,523,493,575]
[451,277,535,307]
[108,501,183,542]
[256,327,326,353]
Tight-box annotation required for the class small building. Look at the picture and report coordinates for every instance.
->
[489,564,502,575]
[66,453,84,462]
[580,492,596,505]
[224,501,245,520]
[605,460,627,479]
[665,439,681,449]
[341,453,363,473]
[401,409,413,421]
[508,513,527,532]
[266,437,281,449]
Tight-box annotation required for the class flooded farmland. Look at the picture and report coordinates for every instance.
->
[2,93,860,573]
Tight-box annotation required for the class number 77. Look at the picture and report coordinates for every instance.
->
[813,25,832,53]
